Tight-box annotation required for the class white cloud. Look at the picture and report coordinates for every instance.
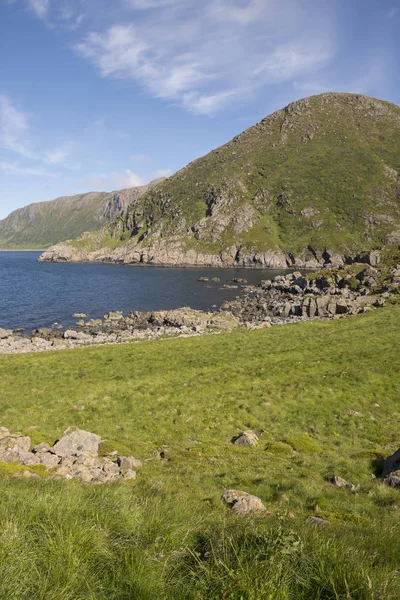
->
[80,169,144,191]
[114,169,143,188]
[0,95,35,158]
[75,0,334,115]
[28,0,50,18]
[207,0,269,24]
[253,41,332,83]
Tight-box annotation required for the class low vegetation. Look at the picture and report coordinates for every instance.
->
[0,305,399,597]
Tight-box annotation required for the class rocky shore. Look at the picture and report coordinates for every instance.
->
[1,256,399,355]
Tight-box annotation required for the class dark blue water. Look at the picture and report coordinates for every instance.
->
[0,252,289,331]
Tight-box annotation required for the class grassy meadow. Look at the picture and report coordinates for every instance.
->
[0,306,399,598]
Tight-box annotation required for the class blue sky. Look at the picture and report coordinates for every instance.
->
[0,0,399,218]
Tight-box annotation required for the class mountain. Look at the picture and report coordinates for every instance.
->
[0,180,163,250]
[40,93,400,268]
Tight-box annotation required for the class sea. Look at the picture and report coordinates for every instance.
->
[0,251,290,331]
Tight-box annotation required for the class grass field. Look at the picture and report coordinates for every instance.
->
[0,306,399,598]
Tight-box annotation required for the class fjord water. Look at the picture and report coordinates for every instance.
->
[0,252,289,331]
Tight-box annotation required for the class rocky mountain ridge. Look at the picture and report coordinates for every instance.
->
[40,92,400,267]
[0,179,163,250]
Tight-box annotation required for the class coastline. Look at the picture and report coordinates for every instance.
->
[0,262,396,355]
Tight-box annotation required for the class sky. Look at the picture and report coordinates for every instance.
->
[0,0,399,219]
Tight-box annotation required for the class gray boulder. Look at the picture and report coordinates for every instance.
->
[307,516,330,526]
[118,456,142,471]
[53,427,101,458]
[221,489,267,515]
[232,430,259,446]
[0,435,30,455]
[382,448,400,478]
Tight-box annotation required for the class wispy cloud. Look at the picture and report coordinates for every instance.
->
[28,0,50,18]
[0,95,35,158]
[75,0,335,115]
[44,148,70,165]
[80,169,144,191]
[0,161,52,176]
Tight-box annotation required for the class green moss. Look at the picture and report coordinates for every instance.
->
[99,440,136,457]
[265,442,295,455]
[0,462,49,478]
[286,436,323,454]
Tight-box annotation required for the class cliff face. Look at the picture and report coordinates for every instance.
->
[40,93,400,267]
[0,180,163,250]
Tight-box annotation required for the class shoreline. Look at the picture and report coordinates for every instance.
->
[1,262,397,354]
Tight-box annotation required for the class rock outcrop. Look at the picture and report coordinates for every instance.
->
[382,448,400,488]
[221,490,267,515]
[0,427,142,484]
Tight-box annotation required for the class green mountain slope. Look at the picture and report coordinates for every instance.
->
[40,93,400,267]
[0,180,163,250]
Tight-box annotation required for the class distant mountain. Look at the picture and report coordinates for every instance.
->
[0,179,163,250]
[40,93,400,268]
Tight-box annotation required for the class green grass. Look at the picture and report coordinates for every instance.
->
[0,306,400,597]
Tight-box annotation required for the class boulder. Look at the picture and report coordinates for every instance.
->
[0,435,31,455]
[331,475,360,491]
[52,427,101,458]
[118,456,142,471]
[383,472,400,488]
[232,430,259,446]
[164,308,209,328]
[0,329,12,340]
[221,489,267,515]
[39,452,60,469]
[0,427,10,440]
[17,451,41,466]
[382,448,400,478]
[104,311,124,321]
[33,442,53,454]
[306,516,330,526]
[122,469,137,480]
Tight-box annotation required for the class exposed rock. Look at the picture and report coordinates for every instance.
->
[0,427,10,440]
[39,453,61,469]
[122,469,137,480]
[382,448,400,479]
[118,456,142,470]
[221,489,267,514]
[331,475,360,491]
[0,435,31,455]
[232,430,259,446]
[0,329,13,339]
[383,472,400,488]
[0,426,143,484]
[33,442,53,454]
[306,516,330,526]
[17,451,41,466]
[52,427,101,458]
